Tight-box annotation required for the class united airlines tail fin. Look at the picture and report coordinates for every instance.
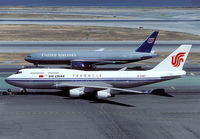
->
[152,45,192,71]
[135,31,158,53]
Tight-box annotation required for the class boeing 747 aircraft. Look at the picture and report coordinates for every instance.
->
[6,45,191,99]
[25,31,158,69]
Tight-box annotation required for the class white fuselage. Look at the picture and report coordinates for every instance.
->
[5,68,186,89]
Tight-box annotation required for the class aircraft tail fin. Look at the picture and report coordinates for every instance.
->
[135,31,158,53]
[152,45,192,71]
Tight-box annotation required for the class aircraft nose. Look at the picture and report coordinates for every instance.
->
[5,76,17,86]
[24,56,32,62]
[5,77,18,87]
[5,77,11,84]
[24,56,29,60]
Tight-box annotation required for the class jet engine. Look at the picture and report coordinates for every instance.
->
[71,61,96,69]
[69,87,85,97]
[96,89,112,99]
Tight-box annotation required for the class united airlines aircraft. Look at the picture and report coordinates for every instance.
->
[6,45,191,99]
[25,31,159,69]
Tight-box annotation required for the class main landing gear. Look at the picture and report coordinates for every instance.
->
[20,88,27,95]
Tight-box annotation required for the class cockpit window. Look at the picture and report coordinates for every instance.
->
[27,56,31,58]
[15,71,22,74]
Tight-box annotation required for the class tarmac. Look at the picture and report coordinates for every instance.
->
[1,92,200,139]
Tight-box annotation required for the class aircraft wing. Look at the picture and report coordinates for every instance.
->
[54,83,148,94]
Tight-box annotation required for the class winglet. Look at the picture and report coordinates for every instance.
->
[152,45,192,71]
[135,31,159,53]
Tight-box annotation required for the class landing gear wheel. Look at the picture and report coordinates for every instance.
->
[20,88,27,95]
[7,89,13,95]
[2,92,8,95]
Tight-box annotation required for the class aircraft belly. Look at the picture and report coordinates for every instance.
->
[110,80,161,88]
[25,79,161,89]
[8,80,55,89]
[55,81,112,88]
[26,81,54,89]
[7,77,166,90]
[37,60,70,65]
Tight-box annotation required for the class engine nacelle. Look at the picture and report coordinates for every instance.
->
[96,89,111,99]
[71,61,96,69]
[69,87,85,97]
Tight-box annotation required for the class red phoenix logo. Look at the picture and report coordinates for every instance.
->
[171,52,186,67]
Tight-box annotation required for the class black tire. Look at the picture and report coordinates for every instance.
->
[2,92,8,95]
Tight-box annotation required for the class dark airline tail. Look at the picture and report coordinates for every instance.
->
[135,31,159,53]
